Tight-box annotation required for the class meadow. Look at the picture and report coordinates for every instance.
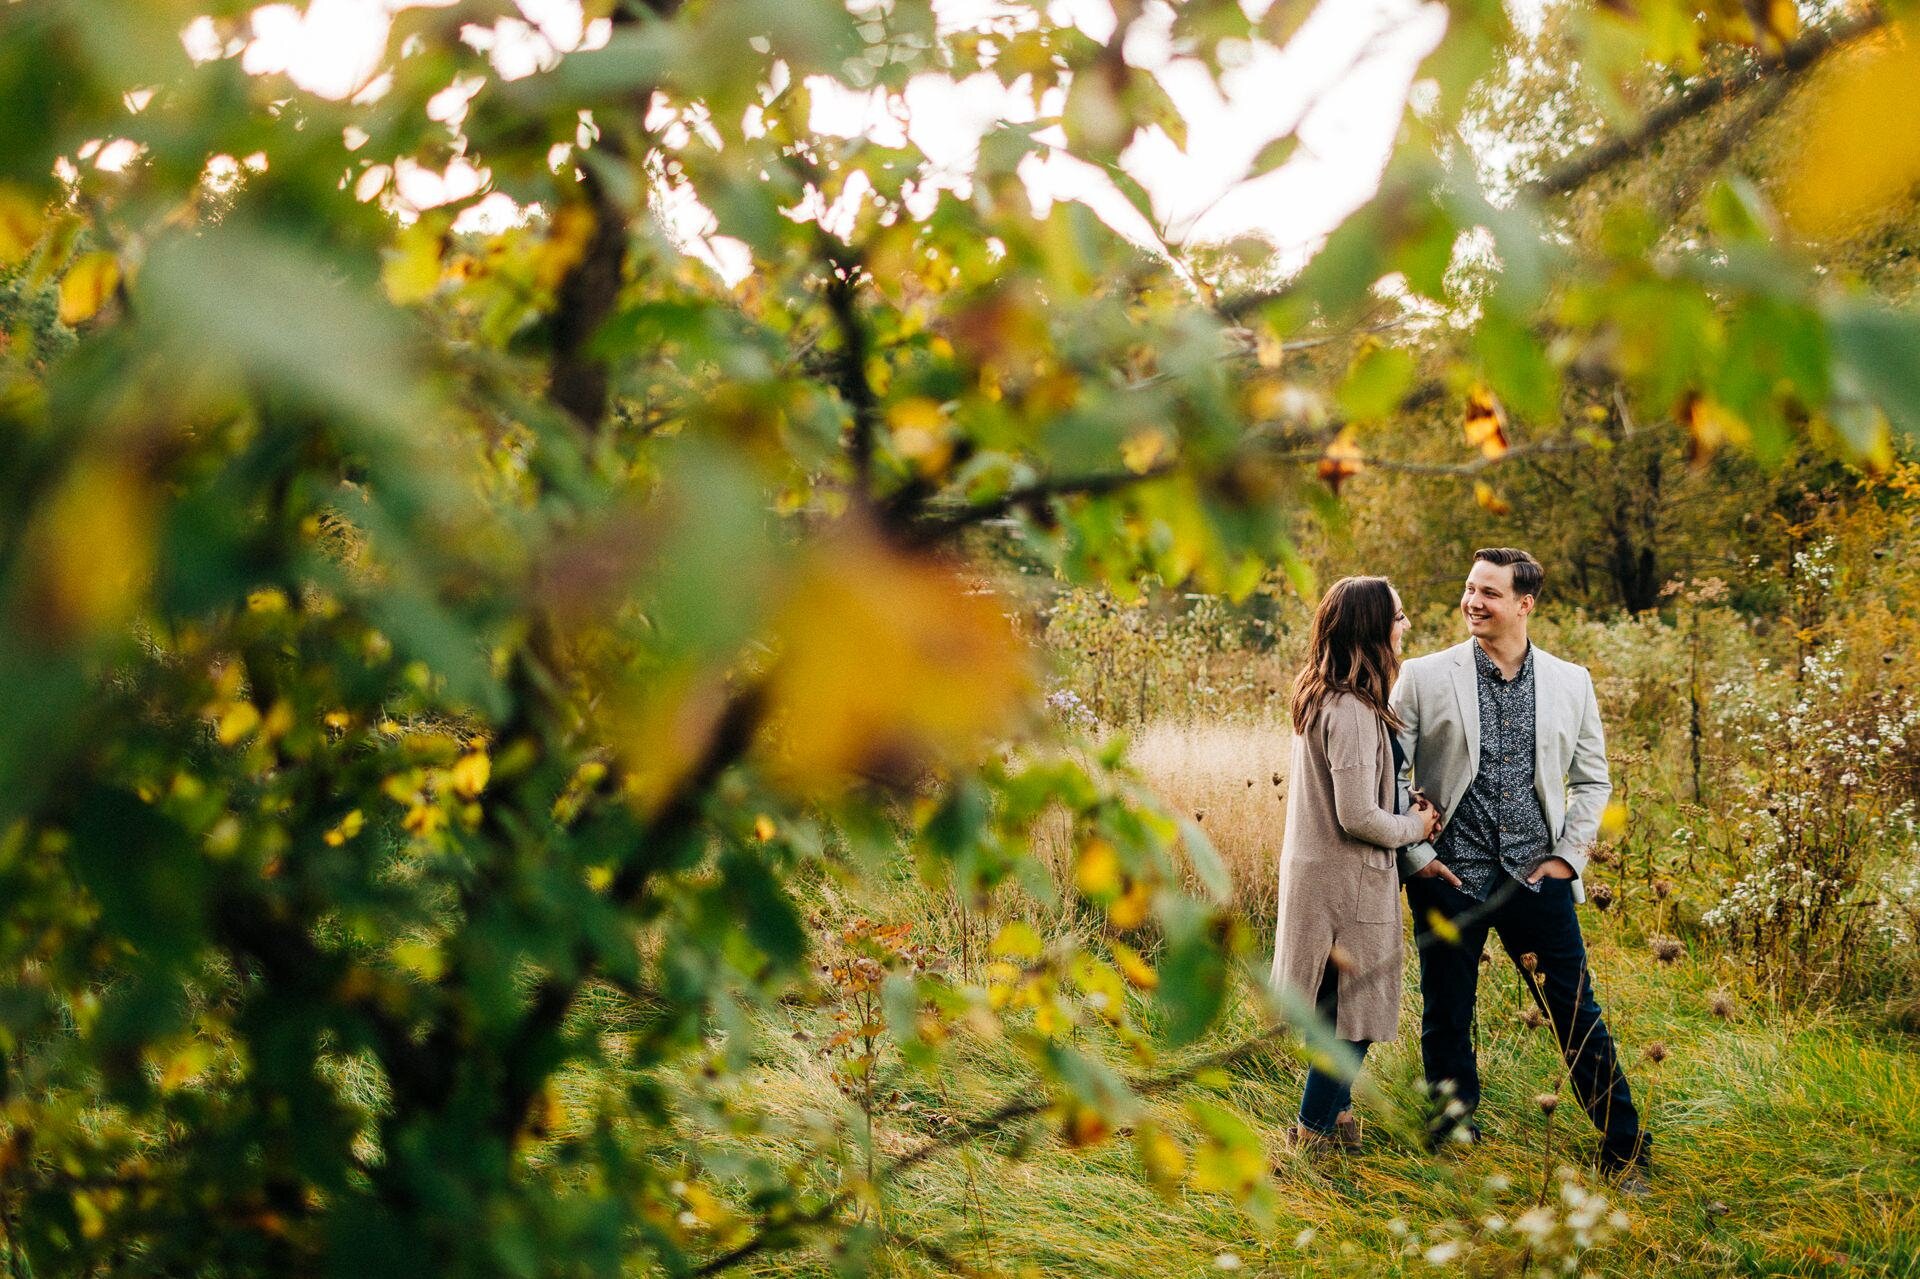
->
[669,538,1920,1278]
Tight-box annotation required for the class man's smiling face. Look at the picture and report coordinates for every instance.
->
[1461,559,1533,640]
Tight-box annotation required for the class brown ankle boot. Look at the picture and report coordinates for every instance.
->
[1332,1110,1363,1152]
[1284,1124,1337,1159]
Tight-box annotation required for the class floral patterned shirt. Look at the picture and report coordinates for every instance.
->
[1435,641,1553,900]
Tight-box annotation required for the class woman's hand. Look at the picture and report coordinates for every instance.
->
[1413,793,1444,843]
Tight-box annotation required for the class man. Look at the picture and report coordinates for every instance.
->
[1391,547,1650,1183]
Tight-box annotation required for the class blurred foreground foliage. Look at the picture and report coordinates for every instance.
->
[2,0,1919,1273]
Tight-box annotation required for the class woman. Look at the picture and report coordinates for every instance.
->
[1270,576,1441,1154]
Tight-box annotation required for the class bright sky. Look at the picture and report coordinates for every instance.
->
[169,0,1448,280]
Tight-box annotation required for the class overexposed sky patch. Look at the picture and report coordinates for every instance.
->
[187,0,1445,275]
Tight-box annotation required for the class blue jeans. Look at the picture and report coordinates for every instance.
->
[1298,958,1370,1135]
[1406,873,1648,1169]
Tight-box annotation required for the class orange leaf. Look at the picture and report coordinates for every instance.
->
[1316,430,1364,494]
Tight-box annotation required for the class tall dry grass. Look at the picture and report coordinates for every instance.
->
[1126,714,1293,923]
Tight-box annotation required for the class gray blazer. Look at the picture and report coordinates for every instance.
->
[1389,640,1611,903]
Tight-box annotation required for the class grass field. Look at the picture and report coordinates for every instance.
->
[677,718,1920,1278]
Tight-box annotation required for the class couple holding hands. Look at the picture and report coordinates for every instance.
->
[1270,547,1651,1186]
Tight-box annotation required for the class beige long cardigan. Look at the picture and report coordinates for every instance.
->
[1269,691,1429,1043]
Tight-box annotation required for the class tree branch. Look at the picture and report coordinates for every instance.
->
[545,0,686,430]
[824,261,882,500]
[494,683,768,1137]
[689,1031,1281,1277]
[1522,8,1885,202]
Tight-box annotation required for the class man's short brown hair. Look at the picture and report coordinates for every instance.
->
[1473,547,1544,599]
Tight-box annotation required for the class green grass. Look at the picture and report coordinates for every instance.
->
[688,887,1920,1279]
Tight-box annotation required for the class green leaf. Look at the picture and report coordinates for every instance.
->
[1826,301,1920,444]
[720,848,806,967]
[1178,816,1232,905]
[1473,307,1559,422]
[1154,901,1227,1047]
[70,787,206,971]
[1335,343,1416,421]
[1247,133,1300,179]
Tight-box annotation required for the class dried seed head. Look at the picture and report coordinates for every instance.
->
[1520,1007,1547,1029]
[1520,952,1539,973]
[1707,990,1735,1019]
[1650,936,1684,964]
[1643,1041,1670,1065]
[1589,882,1616,910]
[1478,950,1492,966]
[1652,878,1673,900]
[1534,1093,1559,1114]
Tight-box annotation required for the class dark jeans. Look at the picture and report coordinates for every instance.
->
[1298,959,1371,1135]
[1406,873,1649,1170]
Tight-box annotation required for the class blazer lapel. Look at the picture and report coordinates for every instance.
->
[1450,642,1480,775]
[1533,650,1553,803]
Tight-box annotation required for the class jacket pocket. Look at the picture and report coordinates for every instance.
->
[1355,859,1401,922]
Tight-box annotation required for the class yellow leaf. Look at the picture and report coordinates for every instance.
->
[610,669,731,816]
[1780,26,1920,238]
[989,920,1045,960]
[1473,481,1512,515]
[382,219,445,305]
[152,1040,215,1092]
[1464,385,1510,459]
[324,809,366,846]
[753,814,777,842]
[58,250,119,325]
[0,185,44,266]
[1425,908,1461,945]
[215,701,261,746]
[1679,392,1750,464]
[1071,952,1128,1019]
[1108,880,1151,931]
[1120,428,1168,475]
[392,939,446,981]
[1136,1120,1187,1198]
[450,750,491,799]
[20,460,156,641]
[1112,941,1158,990]
[535,202,596,291]
[886,396,952,476]
[71,1191,107,1240]
[1599,800,1628,840]
[262,699,295,740]
[1074,836,1122,899]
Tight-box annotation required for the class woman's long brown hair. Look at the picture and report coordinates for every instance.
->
[1288,576,1404,733]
